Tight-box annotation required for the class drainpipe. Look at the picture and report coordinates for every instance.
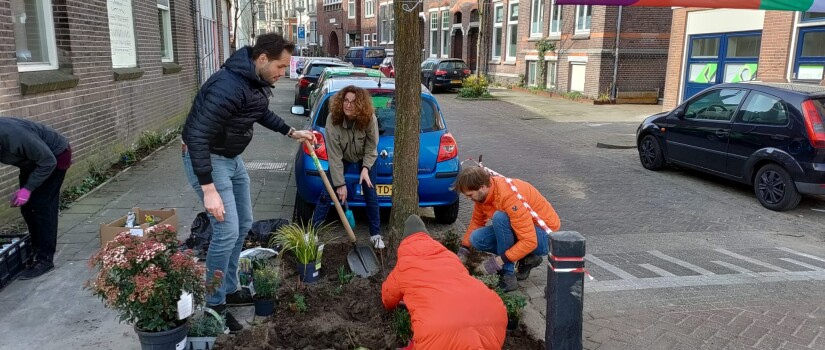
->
[611,5,622,100]
[192,0,203,86]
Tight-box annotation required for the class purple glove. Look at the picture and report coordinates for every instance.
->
[457,246,471,264]
[10,188,31,207]
[475,255,504,275]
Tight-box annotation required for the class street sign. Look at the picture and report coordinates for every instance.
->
[298,25,305,39]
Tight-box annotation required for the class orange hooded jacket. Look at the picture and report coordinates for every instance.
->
[462,176,561,263]
[382,232,507,350]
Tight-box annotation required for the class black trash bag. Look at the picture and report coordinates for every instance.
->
[184,212,212,258]
[247,218,290,248]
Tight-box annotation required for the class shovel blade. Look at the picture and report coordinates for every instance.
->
[347,245,380,278]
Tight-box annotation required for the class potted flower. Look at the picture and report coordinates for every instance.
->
[498,290,527,330]
[270,222,335,283]
[186,308,225,350]
[252,264,279,317]
[86,224,221,350]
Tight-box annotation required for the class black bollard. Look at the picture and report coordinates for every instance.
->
[546,231,586,350]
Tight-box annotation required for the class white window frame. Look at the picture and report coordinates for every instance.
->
[575,5,591,35]
[441,9,450,58]
[492,3,504,61]
[388,2,395,43]
[527,60,538,86]
[379,5,386,43]
[530,0,543,38]
[788,12,825,81]
[13,0,59,72]
[364,33,370,46]
[549,1,561,36]
[506,1,519,61]
[372,33,377,44]
[430,10,439,57]
[547,60,557,89]
[346,33,351,47]
[365,0,374,17]
[158,0,174,63]
[348,0,355,19]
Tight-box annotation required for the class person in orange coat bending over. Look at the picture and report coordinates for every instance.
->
[382,215,507,350]
[454,165,561,292]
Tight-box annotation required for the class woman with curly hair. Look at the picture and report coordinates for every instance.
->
[312,85,385,249]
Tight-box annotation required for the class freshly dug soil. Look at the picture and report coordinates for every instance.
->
[214,242,545,350]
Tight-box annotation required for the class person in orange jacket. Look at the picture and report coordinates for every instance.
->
[453,165,561,292]
[382,215,507,350]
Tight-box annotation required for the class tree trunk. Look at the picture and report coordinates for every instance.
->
[389,1,421,244]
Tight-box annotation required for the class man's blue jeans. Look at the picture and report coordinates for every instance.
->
[311,162,380,237]
[182,152,252,306]
[469,211,550,275]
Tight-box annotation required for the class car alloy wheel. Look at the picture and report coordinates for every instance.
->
[757,169,785,205]
[640,138,657,167]
[638,135,665,170]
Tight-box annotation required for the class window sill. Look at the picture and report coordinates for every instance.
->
[548,34,561,40]
[528,36,543,42]
[503,59,517,65]
[113,67,145,81]
[572,33,591,40]
[18,69,79,95]
[490,59,501,64]
[162,62,183,74]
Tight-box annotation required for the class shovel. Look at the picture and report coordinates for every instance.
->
[303,140,380,278]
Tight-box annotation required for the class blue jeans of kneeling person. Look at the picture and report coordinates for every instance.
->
[312,162,381,237]
[470,211,550,275]
[182,151,252,306]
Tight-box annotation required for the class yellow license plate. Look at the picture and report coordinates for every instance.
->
[451,80,461,84]
[372,65,380,68]
[375,184,392,196]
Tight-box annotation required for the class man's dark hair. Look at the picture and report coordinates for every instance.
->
[452,166,492,193]
[252,33,295,60]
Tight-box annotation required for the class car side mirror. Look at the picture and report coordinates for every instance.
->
[296,68,302,74]
[673,108,685,119]
[291,106,305,115]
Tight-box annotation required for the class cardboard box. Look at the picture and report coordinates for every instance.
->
[99,207,178,247]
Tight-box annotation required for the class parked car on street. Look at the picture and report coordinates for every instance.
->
[344,46,387,68]
[305,67,384,112]
[420,58,471,92]
[636,82,825,211]
[290,76,460,224]
[294,60,352,108]
[296,56,344,74]
[379,56,394,77]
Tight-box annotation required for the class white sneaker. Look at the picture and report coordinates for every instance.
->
[370,235,386,249]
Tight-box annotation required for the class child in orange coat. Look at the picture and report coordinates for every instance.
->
[382,215,507,350]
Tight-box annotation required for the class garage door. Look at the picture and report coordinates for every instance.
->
[570,63,586,92]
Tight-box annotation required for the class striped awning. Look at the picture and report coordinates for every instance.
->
[553,0,825,11]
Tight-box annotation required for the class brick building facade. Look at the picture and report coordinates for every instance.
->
[0,0,231,220]
[663,8,823,110]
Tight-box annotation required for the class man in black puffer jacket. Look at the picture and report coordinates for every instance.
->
[181,33,314,332]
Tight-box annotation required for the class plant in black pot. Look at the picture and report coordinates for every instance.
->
[498,290,527,331]
[270,222,337,283]
[252,264,279,317]
[187,308,226,350]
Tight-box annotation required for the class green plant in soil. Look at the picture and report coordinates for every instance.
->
[438,229,461,253]
[188,311,225,337]
[269,222,336,264]
[337,265,355,285]
[392,307,413,344]
[474,274,501,289]
[252,265,279,300]
[458,75,493,98]
[291,293,308,313]
[497,289,527,319]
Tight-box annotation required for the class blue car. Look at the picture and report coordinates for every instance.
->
[290,76,460,224]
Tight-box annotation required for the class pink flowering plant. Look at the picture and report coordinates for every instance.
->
[86,224,222,332]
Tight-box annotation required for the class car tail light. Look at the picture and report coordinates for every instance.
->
[801,100,825,148]
[298,78,310,88]
[437,133,458,162]
[303,130,328,160]
[435,69,447,76]
[463,69,471,75]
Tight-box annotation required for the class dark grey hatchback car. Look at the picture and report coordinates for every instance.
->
[636,82,825,211]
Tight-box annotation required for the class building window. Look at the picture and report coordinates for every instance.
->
[574,5,591,34]
[430,11,439,57]
[723,34,760,83]
[366,0,374,17]
[801,12,825,22]
[257,2,266,20]
[389,2,395,42]
[527,61,538,86]
[346,32,350,47]
[492,4,503,60]
[530,0,543,37]
[12,0,58,71]
[441,10,450,58]
[364,33,370,46]
[348,0,355,19]
[108,0,139,68]
[372,33,377,45]
[547,61,557,89]
[506,2,518,61]
[549,1,561,36]
[158,0,174,62]
[794,27,825,81]
[380,5,387,42]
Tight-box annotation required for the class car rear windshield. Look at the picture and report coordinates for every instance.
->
[308,64,339,76]
[315,90,444,136]
[438,61,467,70]
[366,49,385,58]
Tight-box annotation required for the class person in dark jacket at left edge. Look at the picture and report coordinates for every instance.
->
[0,117,72,280]
[181,32,314,333]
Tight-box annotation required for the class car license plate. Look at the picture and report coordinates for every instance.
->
[451,80,461,84]
[372,65,380,68]
[375,184,392,196]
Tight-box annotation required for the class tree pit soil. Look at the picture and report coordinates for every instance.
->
[214,242,545,349]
